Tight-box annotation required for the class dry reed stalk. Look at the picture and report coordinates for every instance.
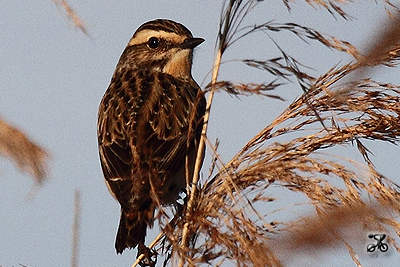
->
[71,190,81,267]
[0,117,48,184]
[132,1,400,266]
[52,0,88,35]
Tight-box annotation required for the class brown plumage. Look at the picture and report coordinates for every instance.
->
[97,19,205,256]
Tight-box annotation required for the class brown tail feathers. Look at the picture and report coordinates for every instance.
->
[115,210,148,254]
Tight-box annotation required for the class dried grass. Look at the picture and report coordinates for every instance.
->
[147,0,400,266]
[71,190,81,267]
[52,0,88,35]
[0,117,48,184]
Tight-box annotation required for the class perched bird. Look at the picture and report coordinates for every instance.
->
[97,19,206,257]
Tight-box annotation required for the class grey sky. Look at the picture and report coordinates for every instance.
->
[1,1,399,266]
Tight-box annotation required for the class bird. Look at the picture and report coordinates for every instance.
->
[97,19,206,259]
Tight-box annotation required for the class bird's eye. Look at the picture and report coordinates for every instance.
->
[147,37,160,49]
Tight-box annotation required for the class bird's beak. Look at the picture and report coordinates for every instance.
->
[180,37,205,49]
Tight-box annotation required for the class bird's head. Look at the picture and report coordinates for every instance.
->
[117,19,204,79]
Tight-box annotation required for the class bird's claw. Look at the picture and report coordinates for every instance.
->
[138,243,157,267]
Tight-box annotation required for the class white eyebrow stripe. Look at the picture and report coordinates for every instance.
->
[128,30,187,46]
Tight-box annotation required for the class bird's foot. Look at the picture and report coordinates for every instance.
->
[138,243,157,267]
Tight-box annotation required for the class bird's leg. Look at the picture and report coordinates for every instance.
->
[138,242,157,267]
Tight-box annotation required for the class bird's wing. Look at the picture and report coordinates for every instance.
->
[142,73,206,176]
[97,73,138,211]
